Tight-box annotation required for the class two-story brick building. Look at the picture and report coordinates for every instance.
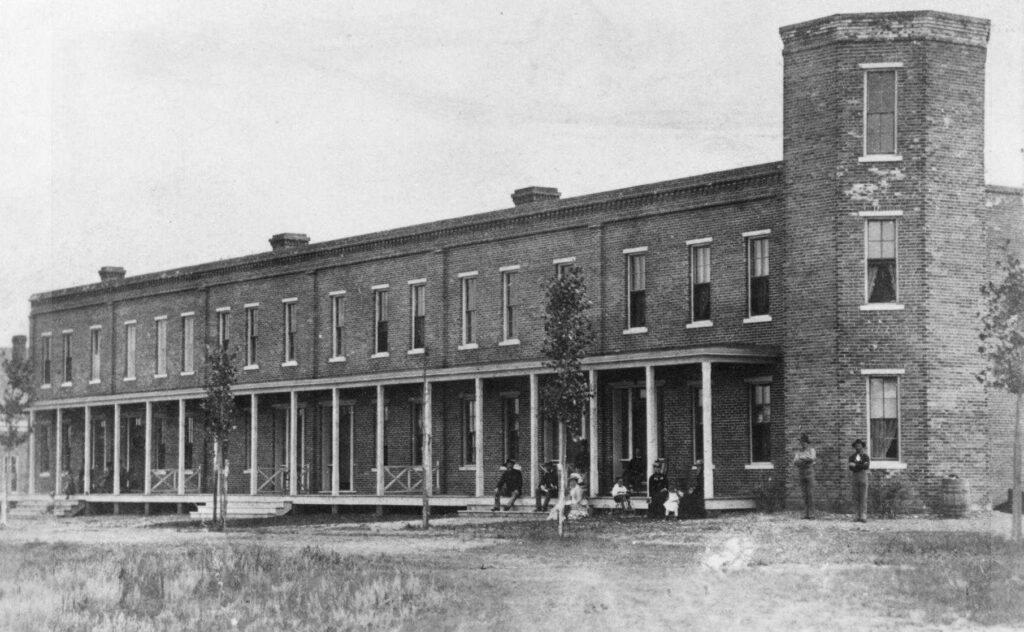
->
[22,11,1024,517]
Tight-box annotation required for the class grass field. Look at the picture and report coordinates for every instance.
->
[1,511,1022,631]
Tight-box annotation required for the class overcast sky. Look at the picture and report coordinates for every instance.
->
[1,0,1021,345]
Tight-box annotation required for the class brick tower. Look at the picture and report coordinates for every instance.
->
[779,12,991,509]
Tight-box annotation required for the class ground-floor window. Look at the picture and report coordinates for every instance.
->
[502,397,520,462]
[691,388,703,462]
[411,401,424,466]
[868,377,899,460]
[462,398,476,465]
[750,383,771,462]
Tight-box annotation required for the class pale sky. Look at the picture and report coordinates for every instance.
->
[1,0,1021,345]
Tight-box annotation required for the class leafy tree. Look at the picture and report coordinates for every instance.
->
[0,344,33,528]
[200,345,238,531]
[540,265,595,536]
[978,248,1024,541]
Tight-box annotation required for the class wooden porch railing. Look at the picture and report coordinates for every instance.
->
[382,463,440,495]
[148,468,202,494]
[257,465,288,493]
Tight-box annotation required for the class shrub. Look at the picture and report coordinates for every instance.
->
[869,470,914,518]
[754,472,785,513]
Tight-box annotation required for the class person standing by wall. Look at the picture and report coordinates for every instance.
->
[848,439,870,523]
[792,434,817,519]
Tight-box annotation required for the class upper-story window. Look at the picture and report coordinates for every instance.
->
[373,287,389,355]
[868,375,900,460]
[409,282,425,351]
[330,292,345,359]
[61,331,72,384]
[245,305,259,367]
[554,257,576,278]
[501,267,519,342]
[866,219,898,304]
[625,249,647,330]
[154,317,167,377]
[747,234,770,318]
[39,334,51,385]
[124,322,136,380]
[282,299,297,364]
[216,308,230,351]
[89,327,101,382]
[460,274,478,347]
[750,383,771,462]
[864,68,897,156]
[181,313,195,374]
[690,241,712,323]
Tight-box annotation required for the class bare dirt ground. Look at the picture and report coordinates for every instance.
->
[2,510,1021,631]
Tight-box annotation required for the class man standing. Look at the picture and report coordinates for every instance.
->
[492,459,523,512]
[792,434,817,519]
[848,439,871,523]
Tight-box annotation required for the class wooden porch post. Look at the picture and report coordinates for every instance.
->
[143,401,153,495]
[83,406,92,494]
[178,399,186,496]
[249,394,258,495]
[702,360,714,499]
[529,373,539,497]
[474,377,484,497]
[589,370,599,495]
[289,391,298,496]
[645,365,658,480]
[375,385,385,496]
[331,388,339,495]
[55,409,63,496]
[27,410,35,495]
[423,381,432,498]
[112,404,121,495]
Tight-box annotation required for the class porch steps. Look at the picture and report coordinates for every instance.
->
[5,496,55,517]
[53,499,85,518]
[189,498,293,522]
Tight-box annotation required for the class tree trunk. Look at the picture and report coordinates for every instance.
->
[212,440,220,528]
[557,422,566,538]
[1,448,8,528]
[219,454,228,532]
[1013,392,1021,542]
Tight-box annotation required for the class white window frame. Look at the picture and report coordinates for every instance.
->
[282,298,297,366]
[60,330,73,386]
[244,304,259,369]
[409,280,426,353]
[329,291,346,361]
[215,307,230,350]
[154,316,168,377]
[461,396,476,465]
[181,312,195,375]
[744,230,772,323]
[624,248,648,334]
[859,62,903,162]
[688,239,713,327]
[748,378,772,465]
[500,266,519,344]
[861,213,903,310]
[39,332,52,387]
[123,322,136,381]
[459,272,478,349]
[89,326,101,384]
[553,257,576,277]
[862,369,905,467]
[372,286,390,357]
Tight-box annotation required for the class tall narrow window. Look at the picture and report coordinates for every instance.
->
[462,397,476,465]
[750,383,771,462]
[184,417,195,469]
[37,423,50,472]
[502,270,518,341]
[411,401,424,465]
[154,318,167,376]
[691,244,711,322]
[40,335,51,385]
[245,306,259,366]
[692,387,703,462]
[410,283,425,351]
[124,323,136,379]
[869,377,900,460]
[866,220,897,303]
[181,314,194,373]
[155,421,166,469]
[61,332,72,384]
[374,288,389,354]
[461,276,477,345]
[865,70,897,155]
[748,237,770,317]
[217,310,230,351]
[282,301,297,363]
[331,293,345,358]
[626,253,647,329]
[89,328,101,382]
[503,397,520,461]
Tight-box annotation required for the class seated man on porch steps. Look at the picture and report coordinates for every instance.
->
[492,459,524,512]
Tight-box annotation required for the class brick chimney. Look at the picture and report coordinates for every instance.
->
[98,266,126,283]
[511,186,560,206]
[11,335,26,363]
[269,233,311,251]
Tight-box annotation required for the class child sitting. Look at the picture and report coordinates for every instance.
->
[663,485,682,519]
[611,476,632,512]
